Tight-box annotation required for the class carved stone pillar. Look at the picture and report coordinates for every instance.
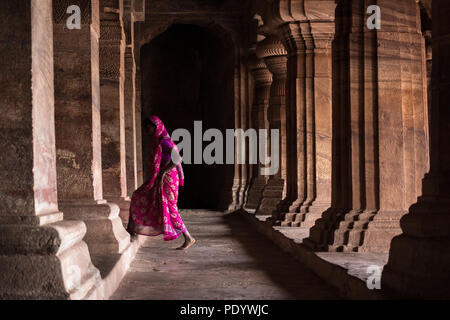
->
[298,22,334,228]
[382,0,450,298]
[309,0,378,248]
[53,0,130,254]
[100,0,130,217]
[226,65,243,212]
[255,36,288,216]
[309,0,429,253]
[238,53,250,208]
[0,0,101,299]
[272,2,335,228]
[361,0,428,253]
[226,49,251,212]
[244,54,272,211]
[123,46,137,225]
[130,1,145,187]
[135,58,144,186]
[123,0,138,203]
[276,22,308,225]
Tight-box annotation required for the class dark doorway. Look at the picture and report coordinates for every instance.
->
[140,24,235,209]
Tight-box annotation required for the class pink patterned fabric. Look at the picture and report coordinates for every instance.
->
[128,116,186,241]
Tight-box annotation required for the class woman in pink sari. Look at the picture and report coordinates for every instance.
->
[127,116,196,250]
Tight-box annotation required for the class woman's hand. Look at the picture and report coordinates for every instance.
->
[156,171,166,188]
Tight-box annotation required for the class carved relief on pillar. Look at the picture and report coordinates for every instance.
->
[254,35,288,216]
[99,21,125,81]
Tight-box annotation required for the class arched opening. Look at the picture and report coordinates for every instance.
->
[140,23,235,210]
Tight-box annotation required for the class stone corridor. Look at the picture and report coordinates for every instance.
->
[1,0,450,300]
[112,210,338,300]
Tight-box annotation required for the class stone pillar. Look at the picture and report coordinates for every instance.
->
[255,36,288,216]
[309,0,377,249]
[360,0,428,252]
[273,3,335,228]
[135,59,144,186]
[382,0,450,298]
[238,52,250,208]
[100,0,130,216]
[226,49,250,212]
[0,0,101,299]
[123,0,138,205]
[308,0,429,252]
[244,54,272,211]
[226,64,243,212]
[53,0,130,254]
[298,20,334,227]
[123,46,137,225]
[243,60,255,208]
[276,22,308,225]
[132,3,145,187]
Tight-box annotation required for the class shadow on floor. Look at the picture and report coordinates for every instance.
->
[112,209,339,300]
[219,210,340,300]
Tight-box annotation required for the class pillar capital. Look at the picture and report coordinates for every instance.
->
[248,54,273,86]
[281,20,334,56]
[256,36,288,78]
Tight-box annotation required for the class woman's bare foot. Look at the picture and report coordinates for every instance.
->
[177,238,196,251]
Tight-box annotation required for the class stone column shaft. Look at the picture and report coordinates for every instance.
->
[124,46,137,197]
[245,56,272,211]
[135,53,144,186]
[239,58,250,207]
[309,0,429,252]
[277,15,336,228]
[226,64,243,212]
[282,23,309,219]
[100,0,128,202]
[255,36,288,216]
[53,0,130,254]
[361,0,429,252]
[382,0,450,298]
[100,0,131,221]
[0,0,100,299]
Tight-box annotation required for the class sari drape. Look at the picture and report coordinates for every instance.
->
[127,116,187,241]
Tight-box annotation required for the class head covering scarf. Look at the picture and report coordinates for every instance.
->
[147,116,184,189]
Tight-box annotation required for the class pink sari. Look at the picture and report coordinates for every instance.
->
[128,116,187,241]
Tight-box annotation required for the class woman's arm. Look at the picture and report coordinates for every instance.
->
[156,146,180,184]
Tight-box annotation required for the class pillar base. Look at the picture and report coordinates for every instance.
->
[107,197,131,227]
[255,178,285,216]
[244,177,267,210]
[238,179,248,208]
[276,197,294,214]
[382,196,450,298]
[0,220,101,300]
[223,179,242,212]
[280,201,331,228]
[305,209,402,253]
[271,198,302,226]
[357,210,404,253]
[306,209,375,251]
[60,200,130,254]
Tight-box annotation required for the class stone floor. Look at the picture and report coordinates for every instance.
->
[111,210,340,300]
